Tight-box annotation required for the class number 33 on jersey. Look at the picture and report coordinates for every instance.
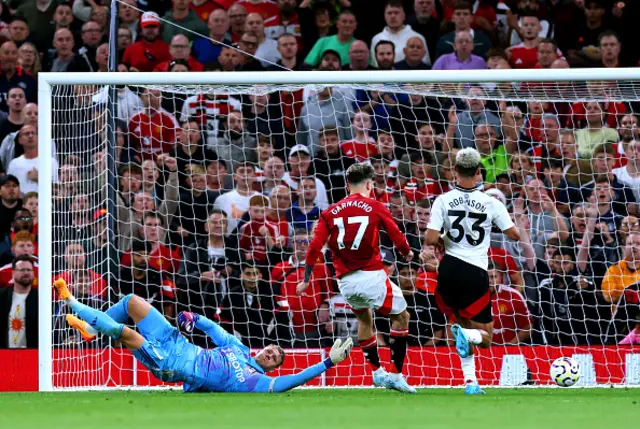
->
[427,187,514,271]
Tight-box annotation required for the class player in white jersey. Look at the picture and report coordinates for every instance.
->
[425,148,521,395]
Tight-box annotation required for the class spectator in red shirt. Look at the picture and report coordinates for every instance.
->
[569,81,627,130]
[238,0,280,21]
[370,155,393,204]
[402,152,439,202]
[488,261,532,345]
[239,195,285,272]
[191,0,226,23]
[265,0,302,45]
[508,13,543,69]
[122,12,172,72]
[154,34,205,72]
[55,242,106,299]
[272,228,332,347]
[129,88,179,161]
[340,111,379,162]
[0,230,37,287]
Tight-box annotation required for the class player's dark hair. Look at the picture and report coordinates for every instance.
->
[293,228,309,237]
[346,163,375,185]
[12,254,34,270]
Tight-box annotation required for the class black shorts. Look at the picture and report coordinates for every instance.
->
[435,254,492,324]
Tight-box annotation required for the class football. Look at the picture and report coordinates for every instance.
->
[550,357,581,387]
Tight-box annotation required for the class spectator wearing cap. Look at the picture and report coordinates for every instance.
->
[219,261,278,348]
[395,37,430,70]
[487,262,532,345]
[304,10,357,68]
[234,31,266,71]
[162,0,209,44]
[313,126,354,204]
[432,30,487,71]
[213,161,262,234]
[245,12,280,67]
[0,42,36,113]
[155,34,205,72]
[371,0,430,68]
[436,1,492,59]
[7,124,58,195]
[122,12,172,72]
[287,177,320,231]
[297,83,353,155]
[0,175,21,241]
[239,194,284,272]
[191,9,232,65]
[0,255,38,348]
[14,0,62,52]
[283,145,329,210]
[0,230,37,288]
[315,48,341,71]
[67,21,103,72]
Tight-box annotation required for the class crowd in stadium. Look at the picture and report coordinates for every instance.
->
[0,0,639,351]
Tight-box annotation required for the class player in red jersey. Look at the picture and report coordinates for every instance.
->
[297,163,416,393]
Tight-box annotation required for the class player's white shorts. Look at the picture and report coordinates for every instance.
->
[337,269,407,316]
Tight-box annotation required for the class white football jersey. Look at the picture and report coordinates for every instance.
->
[427,185,514,270]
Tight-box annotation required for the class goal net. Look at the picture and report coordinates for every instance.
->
[38,70,640,391]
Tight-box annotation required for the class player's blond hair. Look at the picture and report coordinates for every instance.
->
[455,148,481,177]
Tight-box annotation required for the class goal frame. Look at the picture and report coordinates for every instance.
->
[37,68,640,392]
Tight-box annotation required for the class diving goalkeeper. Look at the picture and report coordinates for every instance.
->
[53,279,353,392]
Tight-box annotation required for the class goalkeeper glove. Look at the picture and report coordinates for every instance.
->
[177,311,199,333]
[329,337,354,364]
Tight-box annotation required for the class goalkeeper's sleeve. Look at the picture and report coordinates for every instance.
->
[256,358,334,393]
[194,315,241,348]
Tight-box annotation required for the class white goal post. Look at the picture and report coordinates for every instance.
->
[38,68,640,392]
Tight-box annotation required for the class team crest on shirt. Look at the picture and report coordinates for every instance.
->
[499,304,507,314]
[464,193,469,199]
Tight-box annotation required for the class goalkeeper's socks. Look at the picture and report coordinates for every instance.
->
[389,328,409,373]
[460,328,483,345]
[68,297,124,340]
[461,355,478,385]
[360,336,381,370]
[105,294,132,323]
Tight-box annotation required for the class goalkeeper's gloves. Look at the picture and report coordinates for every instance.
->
[329,337,354,364]
[177,311,199,333]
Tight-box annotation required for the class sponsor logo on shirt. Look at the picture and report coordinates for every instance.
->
[222,348,246,383]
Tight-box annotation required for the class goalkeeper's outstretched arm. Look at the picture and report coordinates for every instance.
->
[258,338,354,393]
[178,312,240,347]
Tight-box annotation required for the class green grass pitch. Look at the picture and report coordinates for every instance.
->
[0,389,637,429]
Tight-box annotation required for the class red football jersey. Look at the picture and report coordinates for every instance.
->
[55,270,107,298]
[509,43,539,69]
[488,247,520,278]
[264,12,302,43]
[340,138,379,162]
[491,285,533,345]
[238,0,280,21]
[122,40,172,72]
[121,244,182,274]
[306,193,411,277]
[129,109,179,160]
[568,101,627,130]
[401,177,439,202]
[239,220,281,263]
[191,0,225,22]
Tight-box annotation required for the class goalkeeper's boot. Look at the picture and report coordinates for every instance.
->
[53,278,72,301]
[451,324,470,358]
[386,372,417,394]
[66,314,96,342]
[464,383,486,395]
[372,367,391,388]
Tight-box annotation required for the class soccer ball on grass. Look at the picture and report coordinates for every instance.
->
[550,357,581,387]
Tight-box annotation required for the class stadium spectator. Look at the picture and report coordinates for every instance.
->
[601,232,640,316]
[370,156,393,204]
[394,37,429,70]
[313,127,354,204]
[487,261,532,345]
[257,156,286,196]
[383,191,421,256]
[373,40,396,71]
[191,0,224,22]
[613,140,640,206]
[565,0,613,67]
[272,228,332,348]
[406,0,442,61]
[347,40,372,71]
[447,86,501,150]
[283,145,329,210]
[55,242,106,297]
[94,42,108,72]
[613,114,639,167]
[238,0,280,21]
[0,175,21,240]
[508,152,535,189]
[67,21,102,72]
[17,42,40,77]
[264,0,301,44]
[435,1,492,59]
[219,261,277,348]
[114,239,176,320]
[227,2,248,43]
[536,38,560,69]
[171,163,217,243]
[117,0,140,42]
[340,111,379,162]
[304,10,357,67]
[214,161,261,234]
[239,194,284,270]
[271,33,301,70]
[0,87,26,148]
[162,0,209,44]
[508,13,544,69]
[473,123,507,183]
[171,119,218,185]
[297,83,353,154]
[14,0,61,51]
[0,255,38,348]
[574,102,619,158]
[287,177,320,231]
[266,184,294,242]
[155,34,205,72]
[541,158,582,216]
[191,9,231,66]
[49,28,76,72]
[414,198,431,235]
[432,30,487,71]
[243,94,285,150]
[22,192,37,231]
[7,18,30,49]
[208,110,256,166]
[598,30,622,68]
[371,0,430,67]
[0,231,37,287]
[122,12,172,72]
[177,209,239,323]
[234,30,266,71]
[401,152,438,202]
[7,124,57,194]
[0,42,36,112]
[245,12,280,67]
[129,88,179,161]
[117,27,133,53]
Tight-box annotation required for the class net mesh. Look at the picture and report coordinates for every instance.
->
[48,79,640,389]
